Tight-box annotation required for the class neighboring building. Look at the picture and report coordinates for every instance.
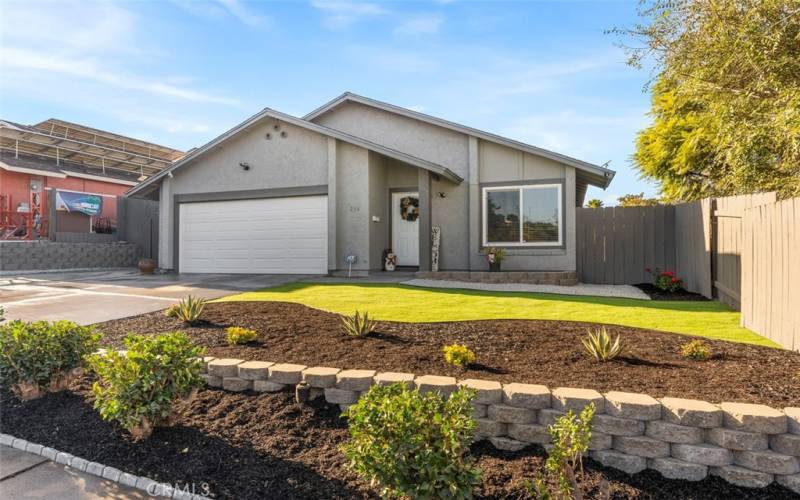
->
[128,93,614,275]
[0,119,183,238]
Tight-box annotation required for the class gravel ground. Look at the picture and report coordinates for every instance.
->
[402,279,651,300]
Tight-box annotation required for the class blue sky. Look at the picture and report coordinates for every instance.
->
[0,0,658,204]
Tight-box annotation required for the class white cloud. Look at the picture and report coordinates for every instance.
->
[1,1,141,55]
[172,0,270,27]
[501,108,649,160]
[216,0,269,26]
[0,0,239,145]
[1,47,238,106]
[311,0,388,29]
[394,13,444,35]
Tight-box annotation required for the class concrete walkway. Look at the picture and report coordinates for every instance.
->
[402,278,651,300]
[0,269,310,324]
[0,445,144,499]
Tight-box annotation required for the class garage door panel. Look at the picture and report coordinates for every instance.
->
[179,196,327,274]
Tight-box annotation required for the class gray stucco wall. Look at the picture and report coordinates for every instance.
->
[159,119,341,271]
[368,152,388,270]
[335,142,370,271]
[313,106,578,271]
[314,101,470,179]
[170,120,328,196]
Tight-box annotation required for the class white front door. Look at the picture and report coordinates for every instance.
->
[392,191,419,266]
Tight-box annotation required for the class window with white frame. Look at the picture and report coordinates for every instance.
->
[482,184,562,246]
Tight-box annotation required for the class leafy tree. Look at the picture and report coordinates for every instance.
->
[616,0,800,200]
[585,199,604,208]
[617,193,660,207]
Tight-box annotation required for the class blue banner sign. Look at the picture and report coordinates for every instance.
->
[56,191,103,216]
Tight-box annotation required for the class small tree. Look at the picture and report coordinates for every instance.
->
[617,193,660,207]
[585,199,604,209]
[528,403,596,500]
[342,383,481,498]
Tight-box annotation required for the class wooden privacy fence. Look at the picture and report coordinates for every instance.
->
[576,202,712,296]
[118,196,159,260]
[577,193,799,351]
[741,197,799,351]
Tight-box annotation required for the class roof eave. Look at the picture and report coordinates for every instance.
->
[128,106,463,196]
[304,92,616,185]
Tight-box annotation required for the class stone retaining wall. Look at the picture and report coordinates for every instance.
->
[0,240,140,271]
[200,356,800,494]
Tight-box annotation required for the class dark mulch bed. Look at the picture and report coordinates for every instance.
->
[634,284,709,301]
[95,302,800,408]
[2,381,796,499]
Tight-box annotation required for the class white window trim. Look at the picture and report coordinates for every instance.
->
[481,183,563,247]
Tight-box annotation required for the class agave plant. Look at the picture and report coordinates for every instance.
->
[582,327,623,362]
[165,295,206,325]
[341,310,377,337]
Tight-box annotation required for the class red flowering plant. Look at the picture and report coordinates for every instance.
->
[645,267,684,293]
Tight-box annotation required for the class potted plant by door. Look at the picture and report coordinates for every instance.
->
[485,247,505,272]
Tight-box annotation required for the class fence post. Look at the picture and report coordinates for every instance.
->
[117,196,126,242]
[48,188,57,241]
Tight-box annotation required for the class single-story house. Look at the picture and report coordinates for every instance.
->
[128,93,614,275]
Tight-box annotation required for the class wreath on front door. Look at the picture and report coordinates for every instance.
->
[400,196,419,221]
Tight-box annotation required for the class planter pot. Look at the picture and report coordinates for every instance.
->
[489,261,502,272]
[138,258,156,275]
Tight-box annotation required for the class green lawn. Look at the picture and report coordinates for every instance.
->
[216,282,778,347]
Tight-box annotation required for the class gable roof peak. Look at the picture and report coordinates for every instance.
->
[304,92,615,189]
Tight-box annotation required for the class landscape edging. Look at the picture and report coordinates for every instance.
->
[202,356,800,494]
[0,433,207,499]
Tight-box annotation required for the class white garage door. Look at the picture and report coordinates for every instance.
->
[179,196,327,274]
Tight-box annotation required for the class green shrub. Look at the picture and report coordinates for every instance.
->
[88,332,204,440]
[528,403,596,499]
[645,267,684,292]
[582,327,623,362]
[165,295,206,325]
[681,339,712,361]
[0,320,100,400]
[443,343,477,368]
[341,310,377,337]
[226,326,257,345]
[342,383,481,499]
[0,306,4,322]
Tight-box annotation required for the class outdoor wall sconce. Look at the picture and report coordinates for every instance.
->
[438,192,446,198]
[265,133,272,140]
[239,162,250,171]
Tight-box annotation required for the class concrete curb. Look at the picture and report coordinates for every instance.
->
[0,433,208,499]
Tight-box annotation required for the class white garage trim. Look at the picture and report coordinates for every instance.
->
[174,188,328,274]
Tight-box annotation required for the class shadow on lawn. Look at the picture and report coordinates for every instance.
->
[249,282,736,315]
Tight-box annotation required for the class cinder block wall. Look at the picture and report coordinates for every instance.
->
[201,356,800,493]
[0,241,141,271]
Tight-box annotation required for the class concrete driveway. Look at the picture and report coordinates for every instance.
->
[0,269,309,324]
